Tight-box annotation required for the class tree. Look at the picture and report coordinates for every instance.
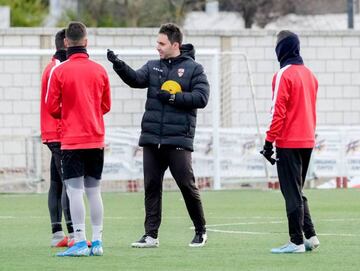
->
[0,0,48,26]
[60,0,205,27]
[167,0,206,25]
[219,0,296,28]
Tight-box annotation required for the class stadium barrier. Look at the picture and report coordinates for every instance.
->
[103,126,360,190]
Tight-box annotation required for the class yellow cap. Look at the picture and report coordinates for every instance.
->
[161,80,182,94]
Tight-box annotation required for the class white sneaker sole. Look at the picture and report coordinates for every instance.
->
[189,236,208,247]
[131,243,159,248]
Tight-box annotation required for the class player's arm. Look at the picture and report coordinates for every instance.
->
[45,69,62,119]
[101,73,111,115]
[266,75,290,142]
[107,49,149,88]
[172,65,210,109]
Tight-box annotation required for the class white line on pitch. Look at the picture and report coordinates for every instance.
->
[206,229,273,235]
[206,228,360,237]
[319,218,360,222]
[206,221,284,227]
[317,233,360,237]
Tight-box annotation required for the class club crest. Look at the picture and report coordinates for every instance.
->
[177,68,184,77]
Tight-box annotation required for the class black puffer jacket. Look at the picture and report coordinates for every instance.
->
[112,44,210,151]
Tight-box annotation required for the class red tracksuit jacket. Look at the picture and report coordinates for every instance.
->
[266,64,318,148]
[46,52,111,150]
[40,57,61,143]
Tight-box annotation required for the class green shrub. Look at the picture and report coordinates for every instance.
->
[0,0,48,26]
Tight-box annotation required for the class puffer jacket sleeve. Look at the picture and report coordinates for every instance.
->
[173,64,210,109]
[112,60,149,89]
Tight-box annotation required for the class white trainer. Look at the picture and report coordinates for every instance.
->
[131,235,159,248]
[51,231,68,247]
[189,232,207,247]
[271,242,305,253]
[304,236,320,251]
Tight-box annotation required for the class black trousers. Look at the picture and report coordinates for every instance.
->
[276,148,316,245]
[46,142,72,234]
[143,145,206,238]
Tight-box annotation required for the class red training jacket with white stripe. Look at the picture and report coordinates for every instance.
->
[46,52,111,150]
[40,57,61,143]
[266,64,318,148]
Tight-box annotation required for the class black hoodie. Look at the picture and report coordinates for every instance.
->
[53,49,67,62]
[112,43,210,151]
[275,33,304,68]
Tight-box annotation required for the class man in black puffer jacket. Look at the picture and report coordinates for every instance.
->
[107,23,209,248]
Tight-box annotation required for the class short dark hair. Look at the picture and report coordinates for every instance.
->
[65,21,87,44]
[159,23,183,45]
[55,29,66,50]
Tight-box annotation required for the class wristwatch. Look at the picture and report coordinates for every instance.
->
[169,94,176,104]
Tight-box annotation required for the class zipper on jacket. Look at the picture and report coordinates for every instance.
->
[159,99,165,147]
[158,60,169,147]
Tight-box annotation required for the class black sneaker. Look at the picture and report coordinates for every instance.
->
[131,235,159,248]
[189,231,207,247]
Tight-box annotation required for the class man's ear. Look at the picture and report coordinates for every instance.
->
[84,38,88,48]
[172,41,180,50]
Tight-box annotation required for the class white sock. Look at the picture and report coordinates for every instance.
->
[53,231,65,238]
[73,224,86,242]
[92,225,103,242]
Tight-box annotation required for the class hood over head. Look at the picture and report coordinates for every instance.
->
[275,30,303,68]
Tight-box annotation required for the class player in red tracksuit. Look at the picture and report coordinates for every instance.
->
[260,30,320,253]
[46,22,111,257]
[40,29,73,247]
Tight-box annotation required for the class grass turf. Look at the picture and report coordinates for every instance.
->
[0,189,359,271]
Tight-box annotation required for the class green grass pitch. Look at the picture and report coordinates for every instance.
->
[0,189,359,271]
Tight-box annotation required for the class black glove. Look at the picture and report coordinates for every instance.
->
[157,90,175,104]
[107,49,124,66]
[260,140,276,165]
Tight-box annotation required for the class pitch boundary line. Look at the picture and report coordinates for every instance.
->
[202,221,360,237]
[206,221,284,227]
[205,228,360,237]
[1,216,360,221]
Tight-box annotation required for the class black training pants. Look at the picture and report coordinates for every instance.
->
[143,145,206,238]
[276,148,316,245]
[46,142,72,233]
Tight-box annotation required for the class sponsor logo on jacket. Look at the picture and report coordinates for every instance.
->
[177,68,184,77]
[153,67,163,73]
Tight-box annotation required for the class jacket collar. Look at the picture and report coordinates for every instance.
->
[67,46,89,59]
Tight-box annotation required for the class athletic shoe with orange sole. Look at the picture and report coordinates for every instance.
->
[51,236,69,247]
